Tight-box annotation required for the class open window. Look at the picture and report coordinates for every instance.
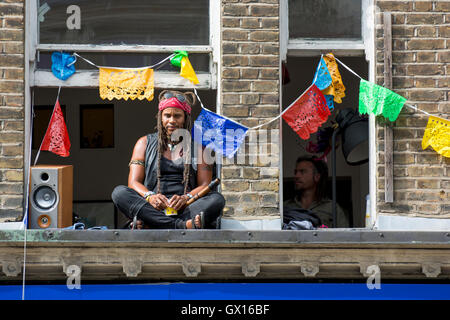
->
[280,0,374,228]
[26,0,219,229]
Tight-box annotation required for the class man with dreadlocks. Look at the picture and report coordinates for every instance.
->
[112,90,225,229]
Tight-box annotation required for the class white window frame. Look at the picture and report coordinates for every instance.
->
[27,0,220,90]
[279,0,377,228]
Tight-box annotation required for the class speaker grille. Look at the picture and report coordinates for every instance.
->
[33,186,57,210]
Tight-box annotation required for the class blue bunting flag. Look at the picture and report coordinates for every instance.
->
[313,57,332,90]
[51,52,76,81]
[192,108,248,158]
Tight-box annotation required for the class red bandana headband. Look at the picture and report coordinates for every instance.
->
[158,97,191,114]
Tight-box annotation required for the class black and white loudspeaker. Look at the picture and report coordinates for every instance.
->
[29,165,73,229]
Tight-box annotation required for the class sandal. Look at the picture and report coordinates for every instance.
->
[186,211,204,229]
[129,218,144,230]
[193,211,204,229]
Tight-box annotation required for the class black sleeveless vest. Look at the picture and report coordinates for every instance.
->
[143,133,198,192]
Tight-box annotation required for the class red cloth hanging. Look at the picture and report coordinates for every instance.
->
[282,84,331,140]
[40,99,71,157]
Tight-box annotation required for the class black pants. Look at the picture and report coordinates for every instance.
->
[111,185,225,229]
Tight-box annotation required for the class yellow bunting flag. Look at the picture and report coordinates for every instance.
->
[322,53,346,103]
[180,56,199,85]
[422,116,450,158]
[99,67,154,101]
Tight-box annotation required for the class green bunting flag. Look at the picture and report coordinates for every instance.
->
[170,50,188,68]
[359,79,407,121]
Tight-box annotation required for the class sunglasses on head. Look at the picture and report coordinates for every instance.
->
[163,92,186,103]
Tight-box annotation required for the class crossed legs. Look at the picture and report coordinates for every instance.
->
[111,185,225,229]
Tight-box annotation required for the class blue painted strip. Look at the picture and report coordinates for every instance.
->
[1,283,449,300]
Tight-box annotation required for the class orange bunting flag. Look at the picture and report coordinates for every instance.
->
[282,84,331,140]
[322,53,346,104]
[99,67,154,101]
[40,99,71,157]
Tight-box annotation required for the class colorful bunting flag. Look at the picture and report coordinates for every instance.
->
[282,84,331,140]
[51,52,76,81]
[322,53,346,103]
[359,79,406,121]
[40,99,71,157]
[171,50,199,84]
[313,57,335,111]
[422,116,450,158]
[323,94,335,111]
[48,50,448,160]
[192,108,248,158]
[99,67,154,101]
[180,56,199,85]
[313,57,332,90]
[170,50,188,68]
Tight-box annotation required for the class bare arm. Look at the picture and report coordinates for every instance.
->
[128,135,169,210]
[127,136,149,196]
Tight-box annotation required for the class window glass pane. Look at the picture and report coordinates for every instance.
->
[38,0,209,45]
[289,0,361,39]
[37,52,210,72]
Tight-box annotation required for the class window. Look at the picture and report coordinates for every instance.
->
[29,0,220,89]
[280,0,376,228]
[38,0,209,45]
[289,0,362,39]
[281,0,373,59]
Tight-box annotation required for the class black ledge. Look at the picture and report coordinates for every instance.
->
[0,229,450,246]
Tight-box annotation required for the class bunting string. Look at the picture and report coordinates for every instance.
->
[49,50,448,158]
[332,57,441,120]
[332,55,363,80]
[194,85,315,131]
[72,52,175,70]
[59,51,446,124]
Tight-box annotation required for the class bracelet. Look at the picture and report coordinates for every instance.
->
[144,190,155,198]
[128,159,145,167]
[186,193,194,199]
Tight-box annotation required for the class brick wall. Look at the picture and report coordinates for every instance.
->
[375,1,449,217]
[221,0,281,219]
[0,0,25,222]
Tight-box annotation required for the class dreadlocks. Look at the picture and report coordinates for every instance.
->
[155,90,196,195]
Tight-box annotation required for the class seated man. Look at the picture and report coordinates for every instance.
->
[112,90,225,229]
[284,156,349,228]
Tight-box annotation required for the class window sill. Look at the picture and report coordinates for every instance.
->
[32,70,212,89]
[287,38,365,57]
